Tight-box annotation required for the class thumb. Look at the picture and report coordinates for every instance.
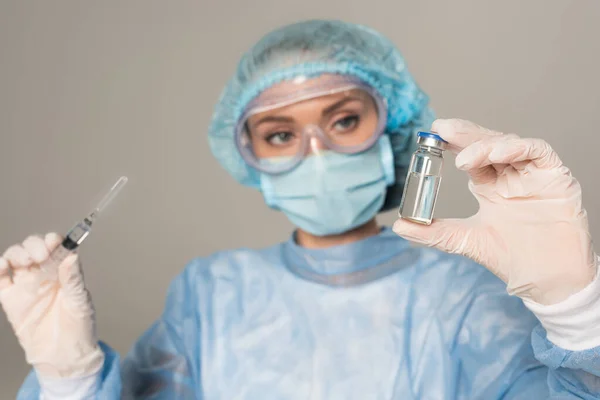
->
[57,254,91,311]
[392,218,475,256]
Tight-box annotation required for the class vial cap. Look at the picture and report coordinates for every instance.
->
[417,131,448,150]
[417,131,448,143]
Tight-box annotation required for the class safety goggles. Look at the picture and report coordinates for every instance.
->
[235,75,388,175]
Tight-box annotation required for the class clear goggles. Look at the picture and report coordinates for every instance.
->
[235,75,388,175]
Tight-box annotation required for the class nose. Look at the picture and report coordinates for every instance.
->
[304,125,327,156]
[307,136,328,155]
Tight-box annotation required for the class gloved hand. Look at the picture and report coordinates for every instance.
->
[0,233,104,378]
[393,119,598,305]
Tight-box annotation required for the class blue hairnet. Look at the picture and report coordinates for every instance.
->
[208,19,434,211]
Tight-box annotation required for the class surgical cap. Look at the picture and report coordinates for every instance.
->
[208,19,434,211]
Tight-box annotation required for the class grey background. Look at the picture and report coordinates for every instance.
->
[1,0,599,397]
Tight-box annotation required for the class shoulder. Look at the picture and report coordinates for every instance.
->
[159,244,288,324]
[166,243,286,301]
[184,243,284,279]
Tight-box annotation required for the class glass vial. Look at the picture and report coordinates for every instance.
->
[398,131,447,225]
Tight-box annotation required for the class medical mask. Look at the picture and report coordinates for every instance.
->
[260,135,395,236]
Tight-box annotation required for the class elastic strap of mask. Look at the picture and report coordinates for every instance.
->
[259,174,279,209]
[377,134,396,186]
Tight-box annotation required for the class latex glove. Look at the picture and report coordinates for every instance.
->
[393,119,597,305]
[0,233,104,378]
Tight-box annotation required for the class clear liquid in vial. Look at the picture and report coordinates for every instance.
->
[400,172,441,224]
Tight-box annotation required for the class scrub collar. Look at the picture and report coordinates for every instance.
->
[281,227,419,286]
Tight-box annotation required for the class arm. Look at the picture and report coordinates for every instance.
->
[17,342,121,400]
[455,267,600,400]
[392,119,600,398]
[120,266,201,399]
[16,262,202,400]
[453,269,548,399]
[521,266,600,399]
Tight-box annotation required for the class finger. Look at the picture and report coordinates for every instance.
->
[431,118,503,155]
[58,254,92,312]
[392,217,498,273]
[2,245,33,280]
[58,254,85,296]
[455,134,520,170]
[22,235,50,265]
[392,217,474,256]
[0,257,12,290]
[457,137,563,172]
[492,164,510,174]
[511,161,530,171]
[454,134,519,185]
[44,233,63,253]
[2,245,33,269]
[488,138,563,169]
[467,165,498,185]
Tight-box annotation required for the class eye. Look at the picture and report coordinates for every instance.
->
[333,115,359,132]
[265,131,295,146]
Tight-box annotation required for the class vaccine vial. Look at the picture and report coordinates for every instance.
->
[398,131,447,225]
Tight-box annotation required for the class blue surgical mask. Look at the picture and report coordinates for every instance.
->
[260,135,395,236]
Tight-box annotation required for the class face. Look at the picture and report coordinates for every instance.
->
[245,88,380,159]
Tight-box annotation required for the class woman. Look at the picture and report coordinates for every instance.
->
[3,20,599,399]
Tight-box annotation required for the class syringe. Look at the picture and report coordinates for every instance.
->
[41,176,128,273]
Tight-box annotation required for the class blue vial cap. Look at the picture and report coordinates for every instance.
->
[417,131,448,143]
